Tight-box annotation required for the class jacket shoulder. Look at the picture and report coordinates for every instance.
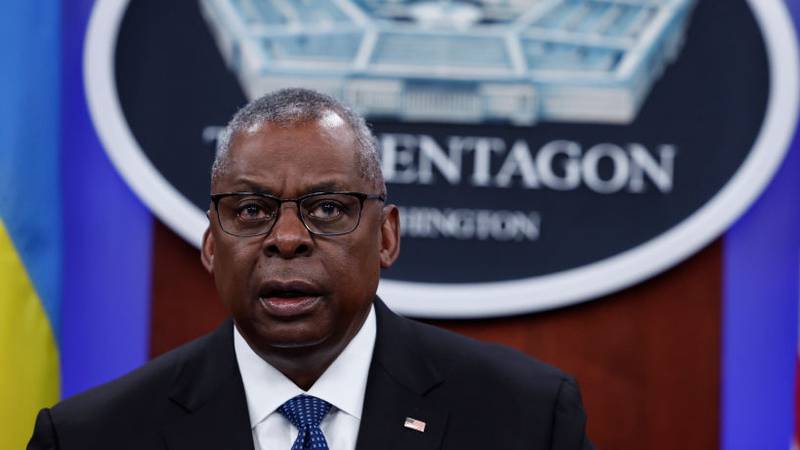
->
[405,317,571,394]
[47,326,225,444]
[398,316,592,449]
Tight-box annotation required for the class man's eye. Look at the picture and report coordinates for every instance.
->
[236,203,270,221]
[308,201,345,220]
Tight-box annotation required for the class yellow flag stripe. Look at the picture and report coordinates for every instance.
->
[0,219,60,450]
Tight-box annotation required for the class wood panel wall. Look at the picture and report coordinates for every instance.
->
[150,221,720,449]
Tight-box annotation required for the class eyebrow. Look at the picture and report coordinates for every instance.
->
[228,180,274,194]
[306,181,349,193]
[227,179,351,196]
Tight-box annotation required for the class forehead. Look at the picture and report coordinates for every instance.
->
[220,116,363,193]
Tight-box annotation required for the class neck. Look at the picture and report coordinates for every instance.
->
[259,347,341,390]
[235,305,372,390]
[245,309,370,390]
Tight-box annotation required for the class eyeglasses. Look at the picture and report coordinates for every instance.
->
[210,191,386,237]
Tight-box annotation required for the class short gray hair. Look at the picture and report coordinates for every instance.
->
[212,88,385,194]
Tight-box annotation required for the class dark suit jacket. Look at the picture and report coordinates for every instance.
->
[28,299,593,449]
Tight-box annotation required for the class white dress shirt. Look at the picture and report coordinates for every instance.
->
[233,305,376,450]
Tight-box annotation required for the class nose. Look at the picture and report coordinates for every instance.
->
[263,203,313,258]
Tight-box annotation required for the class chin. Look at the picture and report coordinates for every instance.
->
[253,322,332,351]
[267,329,330,349]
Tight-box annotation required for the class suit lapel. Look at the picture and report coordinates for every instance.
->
[162,320,255,450]
[159,303,449,450]
[356,300,448,450]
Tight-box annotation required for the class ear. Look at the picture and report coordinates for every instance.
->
[379,204,400,268]
[201,225,215,274]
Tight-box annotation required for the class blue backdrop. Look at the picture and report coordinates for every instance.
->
[55,1,800,448]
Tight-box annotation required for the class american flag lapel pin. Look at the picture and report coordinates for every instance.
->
[404,417,426,433]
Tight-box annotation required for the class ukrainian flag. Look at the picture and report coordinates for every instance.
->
[0,1,61,448]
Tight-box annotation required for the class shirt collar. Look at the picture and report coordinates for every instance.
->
[234,304,377,428]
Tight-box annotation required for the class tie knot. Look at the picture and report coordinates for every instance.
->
[278,394,332,430]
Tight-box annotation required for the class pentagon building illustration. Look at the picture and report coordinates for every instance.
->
[200,0,696,125]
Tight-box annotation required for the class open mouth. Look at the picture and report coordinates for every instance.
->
[258,282,323,317]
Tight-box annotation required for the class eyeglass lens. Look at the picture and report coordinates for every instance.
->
[217,193,363,237]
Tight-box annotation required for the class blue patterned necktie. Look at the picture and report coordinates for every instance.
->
[278,394,332,450]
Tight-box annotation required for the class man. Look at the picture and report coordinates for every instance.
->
[28,88,593,449]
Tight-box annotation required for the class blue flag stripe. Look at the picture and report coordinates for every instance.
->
[0,0,62,330]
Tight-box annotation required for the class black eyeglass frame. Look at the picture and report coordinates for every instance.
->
[210,191,386,237]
